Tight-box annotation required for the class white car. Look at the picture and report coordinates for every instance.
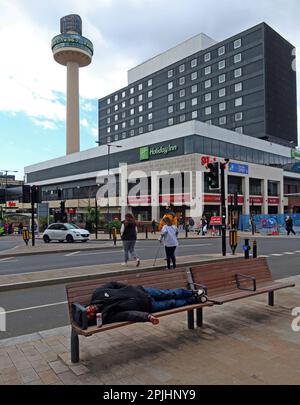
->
[42,223,90,243]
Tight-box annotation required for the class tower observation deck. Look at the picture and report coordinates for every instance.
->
[51,15,94,155]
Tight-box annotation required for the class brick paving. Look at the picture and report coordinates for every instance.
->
[0,275,299,385]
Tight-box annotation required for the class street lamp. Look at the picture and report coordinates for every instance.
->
[95,142,122,235]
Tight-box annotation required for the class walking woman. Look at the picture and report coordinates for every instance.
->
[120,213,140,266]
[159,216,179,269]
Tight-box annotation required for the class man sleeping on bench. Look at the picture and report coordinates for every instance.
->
[72,281,207,328]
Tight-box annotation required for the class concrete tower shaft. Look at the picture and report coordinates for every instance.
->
[51,15,93,155]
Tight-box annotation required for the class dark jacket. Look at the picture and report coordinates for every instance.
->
[121,222,137,241]
[91,281,151,323]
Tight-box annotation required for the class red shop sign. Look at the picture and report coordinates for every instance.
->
[268,197,280,205]
[204,194,221,203]
[210,216,222,225]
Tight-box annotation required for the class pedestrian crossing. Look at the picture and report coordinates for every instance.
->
[258,251,300,258]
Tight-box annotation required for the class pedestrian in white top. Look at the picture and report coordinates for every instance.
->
[159,217,179,269]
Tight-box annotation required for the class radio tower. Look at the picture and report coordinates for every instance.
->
[51,15,93,155]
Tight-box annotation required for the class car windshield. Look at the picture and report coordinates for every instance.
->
[64,223,80,230]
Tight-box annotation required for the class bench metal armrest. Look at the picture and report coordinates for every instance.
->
[190,282,208,295]
[72,302,88,330]
[235,273,256,292]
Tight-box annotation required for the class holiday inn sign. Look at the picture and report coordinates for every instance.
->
[139,144,178,161]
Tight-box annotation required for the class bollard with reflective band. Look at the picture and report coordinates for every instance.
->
[243,238,251,259]
[253,240,257,258]
[229,230,238,255]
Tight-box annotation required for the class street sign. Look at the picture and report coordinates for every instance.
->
[37,203,49,218]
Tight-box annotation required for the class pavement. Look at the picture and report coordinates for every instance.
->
[0,274,299,385]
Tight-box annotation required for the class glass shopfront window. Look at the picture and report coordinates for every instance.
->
[249,178,262,195]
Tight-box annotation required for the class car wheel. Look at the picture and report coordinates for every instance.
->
[43,235,50,243]
[66,234,74,243]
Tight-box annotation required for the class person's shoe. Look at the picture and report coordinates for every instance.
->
[148,315,159,325]
[121,262,128,266]
[136,258,140,267]
[193,288,205,297]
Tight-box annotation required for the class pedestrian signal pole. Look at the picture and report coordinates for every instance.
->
[31,186,35,247]
[220,161,229,257]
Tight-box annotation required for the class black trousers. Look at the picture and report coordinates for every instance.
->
[287,227,296,235]
[165,246,177,269]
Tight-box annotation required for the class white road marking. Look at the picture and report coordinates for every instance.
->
[0,301,68,316]
[284,252,296,255]
[0,257,14,262]
[65,251,80,257]
[271,254,284,256]
[259,255,270,258]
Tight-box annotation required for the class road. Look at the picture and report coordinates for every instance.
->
[0,236,300,339]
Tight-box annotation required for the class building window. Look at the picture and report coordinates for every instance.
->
[122,91,126,98]
[122,122,126,128]
[218,46,225,56]
[138,105,143,112]
[219,116,226,125]
[130,87,134,94]
[180,114,186,122]
[168,69,173,78]
[205,93,211,102]
[130,119,134,126]
[114,94,118,101]
[234,38,242,49]
[138,116,143,124]
[205,66,211,75]
[139,127,143,134]
[121,112,126,119]
[107,108,111,114]
[130,108,134,115]
[168,81,173,90]
[235,112,243,121]
[107,127,111,133]
[114,114,118,121]
[234,68,242,78]
[205,106,212,115]
[179,64,185,73]
[122,101,126,108]
[168,105,174,114]
[148,78,153,86]
[191,84,198,93]
[130,129,134,136]
[168,93,174,102]
[205,120,212,125]
[148,101,153,109]
[114,134,118,141]
[204,79,211,89]
[122,132,126,139]
[219,88,226,97]
[138,94,143,102]
[235,97,243,107]
[204,52,211,62]
[138,83,143,91]
[107,117,111,124]
[179,89,185,98]
[191,72,197,81]
[107,98,111,105]
[191,97,198,106]
[114,124,119,131]
[235,126,243,133]
[235,82,242,92]
[148,112,153,120]
[130,98,134,105]
[219,74,226,84]
[148,90,153,98]
[192,110,198,119]
[191,58,197,68]
[107,136,111,142]
[179,76,185,85]
[218,60,225,70]
[234,53,242,64]
[180,101,186,110]
[219,102,226,112]
[114,105,119,111]
[168,118,174,126]
[148,124,153,131]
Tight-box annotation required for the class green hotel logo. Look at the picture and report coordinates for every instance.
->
[139,144,178,161]
[291,149,300,160]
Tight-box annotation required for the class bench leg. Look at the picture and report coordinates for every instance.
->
[196,308,203,327]
[71,328,80,363]
[187,310,194,330]
[268,291,274,307]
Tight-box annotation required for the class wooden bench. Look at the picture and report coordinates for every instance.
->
[188,257,295,326]
[66,268,213,363]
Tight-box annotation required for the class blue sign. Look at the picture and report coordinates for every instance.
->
[229,163,249,174]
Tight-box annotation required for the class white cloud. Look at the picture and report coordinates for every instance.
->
[80,118,89,127]
[91,127,98,138]
[31,118,58,130]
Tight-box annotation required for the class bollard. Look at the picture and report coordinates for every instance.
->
[112,227,117,246]
[109,228,112,240]
[185,227,188,238]
[243,238,250,259]
[253,240,257,258]
[229,230,238,255]
[145,227,148,239]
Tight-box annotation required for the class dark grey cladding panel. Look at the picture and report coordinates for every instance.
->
[27,139,185,183]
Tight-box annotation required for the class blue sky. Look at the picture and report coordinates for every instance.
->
[1,0,300,180]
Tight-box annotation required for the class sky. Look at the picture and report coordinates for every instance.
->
[0,0,300,180]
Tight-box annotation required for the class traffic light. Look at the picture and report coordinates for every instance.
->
[31,185,42,203]
[0,189,5,204]
[207,162,220,190]
[22,185,31,203]
[60,200,65,212]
